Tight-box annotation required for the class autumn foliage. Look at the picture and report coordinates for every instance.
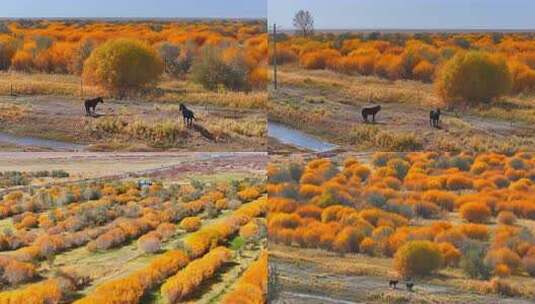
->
[83,38,163,96]
[220,251,267,304]
[160,246,232,303]
[394,240,443,277]
[0,19,266,93]
[268,152,535,284]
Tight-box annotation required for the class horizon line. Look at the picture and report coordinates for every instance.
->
[272,27,535,33]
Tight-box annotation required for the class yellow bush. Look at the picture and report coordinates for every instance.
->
[83,38,163,96]
[436,51,512,105]
[394,240,443,277]
[179,216,202,232]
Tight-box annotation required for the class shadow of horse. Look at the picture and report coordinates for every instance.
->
[192,123,217,141]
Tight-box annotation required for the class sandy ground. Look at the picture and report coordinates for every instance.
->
[0,152,267,193]
[269,68,535,152]
[270,243,534,304]
[0,95,266,152]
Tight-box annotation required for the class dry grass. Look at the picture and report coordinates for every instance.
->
[0,103,27,122]
[87,115,266,148]
[0,72,266,109]
[270,66,535,152]
[0,71,102,97]
[278,67,438,107]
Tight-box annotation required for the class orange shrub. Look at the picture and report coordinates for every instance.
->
[457,224,490,241]
[359,237,376,255]
[485,247,522,273]
[220,251,267,304]
[0,279,62,304]
[238,187,261,202]
[76,249,190,304]
[270,46,298,64]
[422,190,457,211]
[11,50,34,72]
[240,221,260,240]
[412,60,435,82]
[459,202,491,223]
[446,174,473,191]
[509,60,535,93]
[333,227,364,254]
[438,242,461,267]
[180,216,202,232]
[161,246,232,303]
[300,49,341,70]
[296,205,322,220]
[497,210,517,225]
[494,263,511,277]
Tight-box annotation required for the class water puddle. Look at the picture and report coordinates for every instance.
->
[0,132,85,151]
[268,121,337,152]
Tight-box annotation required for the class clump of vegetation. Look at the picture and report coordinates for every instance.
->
[268,152,535,297]
[436,51,512,105]
[191,46,251,92]
[83,38,163,97]
[394,240,443,277]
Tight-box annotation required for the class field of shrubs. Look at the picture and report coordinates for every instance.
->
[0,169,69,189]
[0,157,267,303]
[268,152,535,303]
[0,19,266,93]
[269,32,535,152]
[0,19,267,151]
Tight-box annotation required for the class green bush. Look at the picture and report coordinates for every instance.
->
[460,242,492,279]
[191,46,250,92]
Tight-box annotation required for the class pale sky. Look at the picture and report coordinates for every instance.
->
[269,0,535,30]
[0,0,266,19]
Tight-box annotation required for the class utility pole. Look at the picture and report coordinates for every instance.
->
[273,23,278,90]
[80,79,83,98]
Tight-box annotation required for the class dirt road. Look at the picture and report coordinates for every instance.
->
[270,245,534,304]
[0,95,266,151]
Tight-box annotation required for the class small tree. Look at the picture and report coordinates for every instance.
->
[293,10,314,37]
[394,240,443,277]
[69,38,95,75]
[436,51,512,106]
[157,42,180,73]
[190,46,250,91]
[460,242,492,279]
[83,38,163,97]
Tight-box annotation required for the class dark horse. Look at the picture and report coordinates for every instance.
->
[179,103,196,127]
[406,281,414,292]
[362,105,381,123]
[84,97,104,116]
[389,280,399,289]
[429,108,441,128]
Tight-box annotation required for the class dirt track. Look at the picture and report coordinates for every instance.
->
[0,152,267,194]
[0,95,266,151]
[270,245,534,304]
[270,69,535,152]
